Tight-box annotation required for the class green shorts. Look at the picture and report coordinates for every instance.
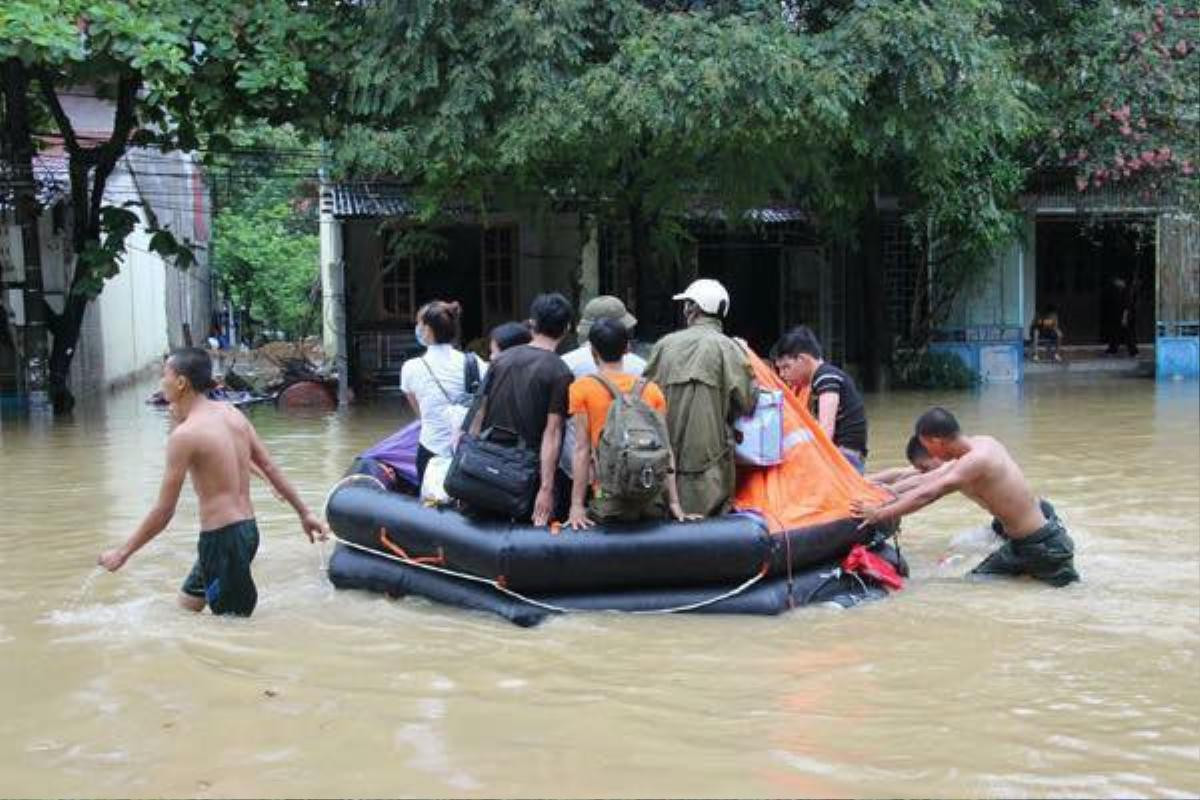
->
[181,518,260,616]
[971,513,1079,588]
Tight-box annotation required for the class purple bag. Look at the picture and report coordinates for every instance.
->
[360,421,421,490]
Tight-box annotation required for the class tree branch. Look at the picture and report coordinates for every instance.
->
[88,72,142,234]
[36,72,86,159]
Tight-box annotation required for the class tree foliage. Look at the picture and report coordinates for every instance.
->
[209,127,321,340]
[336,0,1034,346]
[0,0,354,409]
[1024,1,1199,205]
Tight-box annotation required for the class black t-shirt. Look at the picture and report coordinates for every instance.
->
[480,344,572,452]
[811,362,868,455]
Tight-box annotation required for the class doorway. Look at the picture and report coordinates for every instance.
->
[1035,217,1156,344]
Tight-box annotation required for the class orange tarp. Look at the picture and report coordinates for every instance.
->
[734,353,889,532]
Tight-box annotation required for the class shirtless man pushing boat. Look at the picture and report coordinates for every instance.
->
[853,407,1079,587]
[98,348,327,615]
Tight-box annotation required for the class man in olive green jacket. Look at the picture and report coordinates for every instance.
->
[645,279,756,517]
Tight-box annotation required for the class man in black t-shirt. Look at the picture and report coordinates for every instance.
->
[773,326,869,472]
[479,293,574,524]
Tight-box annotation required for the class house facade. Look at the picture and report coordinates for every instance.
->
[930,178,1199,382]
[319,182,585,390]
[0,92,213,400]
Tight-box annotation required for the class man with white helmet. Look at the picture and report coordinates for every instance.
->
[644,278,756,517]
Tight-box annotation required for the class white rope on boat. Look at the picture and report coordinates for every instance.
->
[330,532,767,616]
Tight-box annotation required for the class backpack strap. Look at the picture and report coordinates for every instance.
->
[462,353,481,394]
[589,372,626,403]
[631,377,650,402]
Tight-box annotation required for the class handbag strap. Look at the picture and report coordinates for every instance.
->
[419,357,454,403]
[464,369,492,437]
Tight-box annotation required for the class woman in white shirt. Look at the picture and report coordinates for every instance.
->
[400,300,486,483]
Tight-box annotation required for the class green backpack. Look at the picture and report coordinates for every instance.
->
[590,374,671,502]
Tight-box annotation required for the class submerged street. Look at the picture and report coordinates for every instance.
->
[1,375,1196,798]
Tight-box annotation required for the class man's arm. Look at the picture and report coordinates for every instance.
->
[98,431,191,571]
[567,412,594,530]
[533,413,565,526]
[854,456,982,527]
[888,459,955,496]
[816,391,839,442]
[248,422,327,541]
[866,465,917,486]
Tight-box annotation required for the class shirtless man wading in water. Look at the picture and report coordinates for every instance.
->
[853,407,1079,587]
[98,348,327,615]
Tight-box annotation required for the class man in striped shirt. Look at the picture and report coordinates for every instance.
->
[773,326,869,472]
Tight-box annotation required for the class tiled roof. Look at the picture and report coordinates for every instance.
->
[322,181,809,225]
[689,205,808,225]
[746,207,807,224]
[322,182,416,219]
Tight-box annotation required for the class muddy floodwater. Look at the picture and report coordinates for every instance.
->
[1,376,1197,798]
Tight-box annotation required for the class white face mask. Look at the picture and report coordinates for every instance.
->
[414,324,429,348]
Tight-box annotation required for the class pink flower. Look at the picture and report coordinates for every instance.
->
[1076,176,1088,192]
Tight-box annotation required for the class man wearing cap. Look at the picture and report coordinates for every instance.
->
[559,296,646,486]
[645,279,756,517]
[562,295,646,377]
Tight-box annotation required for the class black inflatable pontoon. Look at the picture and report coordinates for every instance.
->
[324,459,906,627]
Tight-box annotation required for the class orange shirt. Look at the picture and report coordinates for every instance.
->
[568,371,667,448]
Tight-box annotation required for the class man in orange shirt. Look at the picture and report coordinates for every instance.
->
[566,319,695,529]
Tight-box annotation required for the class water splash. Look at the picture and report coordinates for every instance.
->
[67,567,106,611]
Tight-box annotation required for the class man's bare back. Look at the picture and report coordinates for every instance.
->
[854,434,1044,537]
[950,435,1046,538]
[175,400,256,532]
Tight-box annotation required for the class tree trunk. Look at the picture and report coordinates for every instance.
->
[859,192,889,391]
[625,201,651,316]
[46,292,88,413]
[37,71,142,413]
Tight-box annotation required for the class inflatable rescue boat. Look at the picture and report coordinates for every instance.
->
[324,354,908,626]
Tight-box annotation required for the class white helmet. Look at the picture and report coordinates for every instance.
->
[672,278,730,317]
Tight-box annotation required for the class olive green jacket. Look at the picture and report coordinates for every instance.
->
[645,317,756,516]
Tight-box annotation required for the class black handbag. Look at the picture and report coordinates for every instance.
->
[445,373,540,520]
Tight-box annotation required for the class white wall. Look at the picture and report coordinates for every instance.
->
[946,217,1034,330]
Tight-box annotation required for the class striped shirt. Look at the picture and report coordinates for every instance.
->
[811,362,867,455]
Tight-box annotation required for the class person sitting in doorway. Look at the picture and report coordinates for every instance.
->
[566,319,695,529]
[1029,306,1064,362]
